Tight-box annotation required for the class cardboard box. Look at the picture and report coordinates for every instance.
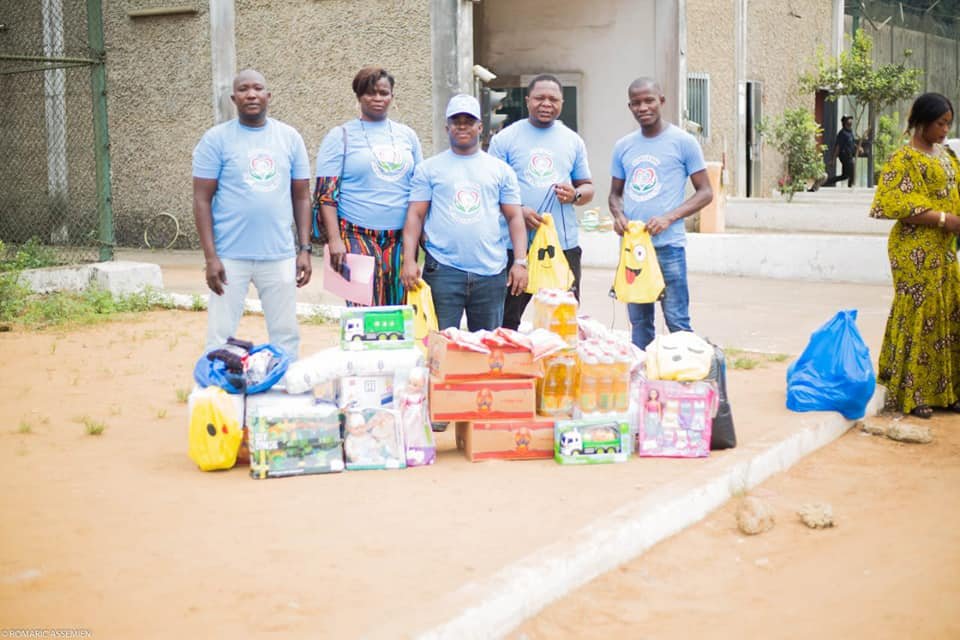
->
[555,416,631,465]
[248,402,344,478]
[455,419,555,461]
[340,305,415,351]
[427,331,538,381]
[337,375,394,409]
[429,378,536,422]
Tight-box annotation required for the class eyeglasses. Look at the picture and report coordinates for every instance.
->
[537,245,556,260]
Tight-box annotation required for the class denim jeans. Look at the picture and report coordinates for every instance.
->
[422,252,507,331]
[206,257,300,358]
[627,244,692,349]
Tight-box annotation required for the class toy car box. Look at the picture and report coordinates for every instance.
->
[340,305,415,351]
[248,401,344,478]
[555,416,631,465]
[455,419,555,461]
[636,380,716,458]
[428,331,538,381]
[429,378,536,422]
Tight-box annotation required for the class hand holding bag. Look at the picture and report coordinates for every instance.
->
[613,220,665,303]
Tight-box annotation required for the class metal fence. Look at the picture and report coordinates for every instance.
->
[0,0,113,266]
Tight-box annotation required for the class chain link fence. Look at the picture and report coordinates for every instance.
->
[0,0,110,266]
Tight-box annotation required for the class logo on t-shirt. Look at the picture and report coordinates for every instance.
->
[627,155,661,202]
[524,148,558,187]
[452,182,482,222]
[245,149,280,193]
[370,143,412,182]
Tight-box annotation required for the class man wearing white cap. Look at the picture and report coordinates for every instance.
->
[400,94,528,331]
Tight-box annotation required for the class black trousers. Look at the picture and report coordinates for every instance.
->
[824,155,855,188]
[502,246,582,330]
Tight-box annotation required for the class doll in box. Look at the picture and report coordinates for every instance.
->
[399,367,436,466]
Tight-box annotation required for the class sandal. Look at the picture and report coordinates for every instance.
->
[910,405,934,419]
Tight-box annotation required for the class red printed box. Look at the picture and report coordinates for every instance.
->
[429,378,536,422]
[428,331,538,381]
[455,419,555,461]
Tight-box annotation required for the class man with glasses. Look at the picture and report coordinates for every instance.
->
[489,74,594,329]
[400,94,528,331]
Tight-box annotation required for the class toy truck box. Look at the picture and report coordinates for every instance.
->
[455,418,555,461]
[248,401,344,478]
[340,305,414,351]
[429,378,536,422]
[427,331,538,381]
[555,416,631,465]
[636,380,716,458]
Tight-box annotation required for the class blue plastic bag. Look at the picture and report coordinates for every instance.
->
[193,343,290,395]
[786,309,876,419]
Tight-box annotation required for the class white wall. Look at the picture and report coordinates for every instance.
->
[476,0,677,214]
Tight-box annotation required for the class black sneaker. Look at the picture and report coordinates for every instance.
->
[431,422,449,433]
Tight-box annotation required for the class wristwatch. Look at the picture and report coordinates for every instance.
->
[514,257,529,268]
[298,243,313,254]
[573,189,582,203]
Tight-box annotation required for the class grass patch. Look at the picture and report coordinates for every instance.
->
[730,356,760,370]
[156,408,167,419]
[17,420,33,434]
[0,238,59,272]
[76,415,106,436]
[3,284,174,330]
[190,294,206,312]
[766,352,791,362]
[303,311,337,326]
[175,387,191,404]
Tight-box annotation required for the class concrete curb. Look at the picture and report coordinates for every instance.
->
[162,292,344,321]
[415,388,886,640]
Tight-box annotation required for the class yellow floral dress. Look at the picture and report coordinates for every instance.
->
[869,145,960,413]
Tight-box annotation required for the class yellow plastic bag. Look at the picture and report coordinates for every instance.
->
[526,213,574,294]
[407,280,438,346]
[188,387,242,471]
[613,220,665,303]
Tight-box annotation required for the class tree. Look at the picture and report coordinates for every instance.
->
[759,108,825,202]
[799,29,922,183]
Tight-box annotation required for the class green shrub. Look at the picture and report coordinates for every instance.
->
[760,108,826,201]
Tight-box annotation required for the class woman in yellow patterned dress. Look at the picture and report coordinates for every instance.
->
[870,92,960,418]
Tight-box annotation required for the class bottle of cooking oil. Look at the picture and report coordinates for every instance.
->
[595,348,616,412]
[538,349,577,417]
[577,347,599,414]
[534,289,578,347]
[612,345,632,413]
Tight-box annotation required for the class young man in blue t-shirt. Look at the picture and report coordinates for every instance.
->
[400,94,528,331]
[192,69,312,358]
[609,77,713,349]
[489,74,594,329]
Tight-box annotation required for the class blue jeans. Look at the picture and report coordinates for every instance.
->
[627,244,692,349]
[422,252,507,331]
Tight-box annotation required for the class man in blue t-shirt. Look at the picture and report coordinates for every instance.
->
[489,74,594,330]
[400,94,528,331]
[609,77,713,349]
[192,69,312,358]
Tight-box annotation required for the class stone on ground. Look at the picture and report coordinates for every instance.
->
[886,422,933,444]
[736,496,775,535]
[798,502,835,529]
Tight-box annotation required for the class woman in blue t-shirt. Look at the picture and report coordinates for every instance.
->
[314,67,423,306]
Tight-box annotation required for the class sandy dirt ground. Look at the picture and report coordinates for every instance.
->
[513,413,960,640]
[2,309,958,639]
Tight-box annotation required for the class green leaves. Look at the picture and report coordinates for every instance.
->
[761,109,826,201]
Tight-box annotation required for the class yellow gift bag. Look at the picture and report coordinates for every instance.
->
[188,386,242,471]
[526,213,574,294]
[613,220,665,303]
[407,279,438,347]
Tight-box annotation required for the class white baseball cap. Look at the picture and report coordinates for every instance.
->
[445,94,481,120]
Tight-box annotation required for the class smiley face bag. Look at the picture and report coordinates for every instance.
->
[526,213,575,294]
[613,220,665,303]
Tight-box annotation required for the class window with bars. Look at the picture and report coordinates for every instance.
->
[686,73,710,140]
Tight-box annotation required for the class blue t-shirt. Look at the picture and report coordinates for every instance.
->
[610,123,706,248]
[489,119,591,250]
[315,118,423,231]
[192,118,310,260]
[409,149,522,276]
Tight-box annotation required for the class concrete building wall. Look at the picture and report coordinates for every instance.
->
[475,0,666,211]
[688,0,833,197]
[102,0,434,248]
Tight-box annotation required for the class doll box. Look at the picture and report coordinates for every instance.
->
[247,402,344,479]
[340,305,415,351]
[455,419,555,461]
[636,380,716,458]
[343,407,406,471]
[429,378,537,422]
[428,331,538,381]
[555,416,631,465]
[337,375,395,410]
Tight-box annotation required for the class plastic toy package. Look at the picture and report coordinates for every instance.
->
[282,346,423,395]
[340,305,415,351]
[343,408,406,471]
[554,416,631,465]
[248,403,344,479]
[397,367,435,467]
[636,380,717,458]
